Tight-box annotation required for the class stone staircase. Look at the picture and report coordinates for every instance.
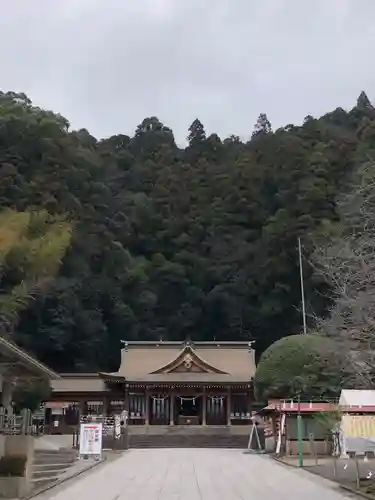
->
[129,434,248,448]
[128,425,250,449]
[32,449,77,491]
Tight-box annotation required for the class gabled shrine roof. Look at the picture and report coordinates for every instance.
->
[100,341,256,384]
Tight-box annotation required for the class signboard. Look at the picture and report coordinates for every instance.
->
[114,415,121,439]
[79,422,103,459]
[45,402,71,409]
[121,410,128,426]
[340,415,375,457]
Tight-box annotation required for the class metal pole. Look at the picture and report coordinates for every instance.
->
[298,237,307,335]
[297,395,303,467]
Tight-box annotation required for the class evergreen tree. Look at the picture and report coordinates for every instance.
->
[357,90,373,109]
[187,119,206,147]
[252,113,272,138]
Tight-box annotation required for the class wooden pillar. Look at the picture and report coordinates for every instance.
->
[103,397,109,417]
[79,400,86,418]
[0,376,13,414]
[227,387,231,426]
[170,391,175,425]
[202,387,207,426]
[145,389,149,425]
[124,384,129,421]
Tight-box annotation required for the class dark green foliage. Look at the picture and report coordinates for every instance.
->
[357,90,373,110]
[254,335,349,401]
[0,455,26,477]
[252,113,272,138]
[13,379,51,412]
[0,89,374,372]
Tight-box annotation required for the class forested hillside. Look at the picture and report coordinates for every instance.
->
[1,90,374,373]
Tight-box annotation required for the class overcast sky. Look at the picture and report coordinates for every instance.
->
[1,0,375,144]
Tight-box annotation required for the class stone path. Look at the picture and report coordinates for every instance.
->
[44,449,352,500]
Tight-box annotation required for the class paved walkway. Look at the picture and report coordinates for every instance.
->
[45,449,351,500]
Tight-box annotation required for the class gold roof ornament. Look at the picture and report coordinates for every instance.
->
[183,353,193,370]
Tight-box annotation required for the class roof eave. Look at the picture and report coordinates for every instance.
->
[0,336,59,379]
[120,340,255,348]
[111,378,253,385]
[99,372,125,382]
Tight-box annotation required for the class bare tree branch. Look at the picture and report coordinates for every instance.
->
[313,162,375,387]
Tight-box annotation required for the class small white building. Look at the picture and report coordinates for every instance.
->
[339,389,375,409]
[338,389,375,457]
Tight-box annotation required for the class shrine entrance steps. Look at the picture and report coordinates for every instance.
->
[128,425,250,449]
[32,449,76,492]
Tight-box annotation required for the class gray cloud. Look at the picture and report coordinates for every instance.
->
[1,0,375,144]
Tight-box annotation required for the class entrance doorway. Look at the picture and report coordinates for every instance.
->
[175,395,202,425]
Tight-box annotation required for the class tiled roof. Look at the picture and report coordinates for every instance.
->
[104,374,251,384]
[49,342,256,393]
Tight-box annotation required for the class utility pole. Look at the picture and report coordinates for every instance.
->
[298,237,307,335]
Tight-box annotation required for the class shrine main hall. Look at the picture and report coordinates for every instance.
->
[47,341,256,430]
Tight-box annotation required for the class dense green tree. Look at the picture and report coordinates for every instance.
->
[0,209,72,332]
[254,335,350,401]
[0,89,373,372]
[13,378,51,412]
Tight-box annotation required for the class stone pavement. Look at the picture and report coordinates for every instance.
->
[42,449,352,500]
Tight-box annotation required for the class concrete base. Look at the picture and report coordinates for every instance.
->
[0,476,27,498]
[0,435,5,458]
[0,435,35,498]
[286,439,332,456]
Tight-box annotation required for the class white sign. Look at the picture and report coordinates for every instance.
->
[79,423,103,458]
[114,415,121,439]
[121,410,128,426]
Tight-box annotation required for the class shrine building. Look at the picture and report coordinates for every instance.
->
[47,341,256,431]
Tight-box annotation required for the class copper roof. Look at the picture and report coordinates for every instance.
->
[100,341,256,384]
[0,336,59,379]
[51,373,108,393]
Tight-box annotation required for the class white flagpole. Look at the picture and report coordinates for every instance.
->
[298,237,307,335]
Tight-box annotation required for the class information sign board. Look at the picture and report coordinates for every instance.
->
[79,422,103,459]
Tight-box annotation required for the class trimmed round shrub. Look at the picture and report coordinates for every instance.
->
[254,334,347,402]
